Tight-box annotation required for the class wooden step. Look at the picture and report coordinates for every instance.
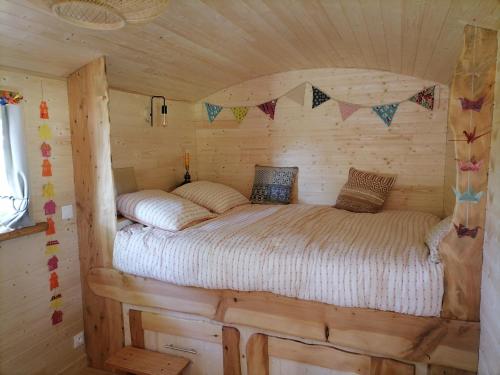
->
[105,346,190,375]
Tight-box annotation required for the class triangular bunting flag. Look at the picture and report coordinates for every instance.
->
[312,86,330,108]
[286,83,306,106]
[338,102,361,121]
[257,100,277,120]
[231,107,249,123]
[409,86,435,110]
[205,103,223,123]
[372,103,399,126]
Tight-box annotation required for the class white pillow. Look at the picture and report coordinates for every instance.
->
[425,216,452,263]
[116,190,215,231]
[172,181,249,214]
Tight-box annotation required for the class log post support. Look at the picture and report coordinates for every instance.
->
[68,57,124,368]
[440,25,497,321]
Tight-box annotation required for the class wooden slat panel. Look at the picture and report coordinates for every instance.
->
[67,57,123,368]
[0,68,84,375]
[1,1,499,100]
[222,326,241,375]
[268,336,370,375]
[141,311,222,344]
[88,268,480,372]
[196,68,449,215]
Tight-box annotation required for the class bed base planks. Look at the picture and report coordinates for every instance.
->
[127,309,241,375]
[440,26,497,321]
[67,57,124,369]
[246,334,416,375]
[88,267,479,372]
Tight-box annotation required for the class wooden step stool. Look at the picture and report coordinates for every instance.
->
[105,346,190,375]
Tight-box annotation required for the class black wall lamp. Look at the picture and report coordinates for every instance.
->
[150,96,168,127]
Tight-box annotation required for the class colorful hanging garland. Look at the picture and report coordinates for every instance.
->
[0,90,23,105]
[38,81,63,326]
[204,83,436,127]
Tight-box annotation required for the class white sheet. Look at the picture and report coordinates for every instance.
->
[113,204,443,316]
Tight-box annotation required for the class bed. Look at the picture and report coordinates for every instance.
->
[113,203,443,317]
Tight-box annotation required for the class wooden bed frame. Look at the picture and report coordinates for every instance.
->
[67,26,497,373]
[88,267,479,371]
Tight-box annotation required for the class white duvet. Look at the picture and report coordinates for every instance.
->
[113,204,443,316]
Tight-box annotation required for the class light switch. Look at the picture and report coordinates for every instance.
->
[61,205,73,220]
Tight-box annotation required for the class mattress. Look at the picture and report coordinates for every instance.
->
[113,204,444,316]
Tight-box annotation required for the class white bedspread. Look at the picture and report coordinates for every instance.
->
[113,204,444,316]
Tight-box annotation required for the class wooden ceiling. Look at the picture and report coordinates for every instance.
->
[0,0,499,101]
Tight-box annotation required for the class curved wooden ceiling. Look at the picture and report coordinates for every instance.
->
[0,0,499,101]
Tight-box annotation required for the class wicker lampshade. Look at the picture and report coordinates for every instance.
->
[51,0,169,30]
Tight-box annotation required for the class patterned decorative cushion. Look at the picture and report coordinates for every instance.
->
[172,181,249,214]
[425,216,452,263]
[117,190,215,231]
[250,165,298,204]
[335,168,396,213]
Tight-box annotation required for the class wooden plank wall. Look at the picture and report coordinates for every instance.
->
[109,89,198,191]
[67,57,123,369]
[0,69,84,373]
[478,34,500,375]
[194,68,449,216]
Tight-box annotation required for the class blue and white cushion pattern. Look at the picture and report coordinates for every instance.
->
[250,165,298,204]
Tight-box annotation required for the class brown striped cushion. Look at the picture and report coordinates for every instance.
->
[335,168,396,213]
[172,181,249,214]
[117,190,215,231]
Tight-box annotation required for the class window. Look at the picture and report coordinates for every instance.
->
[0,91,33,232]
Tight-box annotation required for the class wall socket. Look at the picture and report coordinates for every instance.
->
[73,331,84,349]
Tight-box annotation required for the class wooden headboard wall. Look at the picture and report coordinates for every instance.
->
[109,89,197,191]
[195,68,449,217]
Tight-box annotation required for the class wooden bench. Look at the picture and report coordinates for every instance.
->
[105,346,190,375]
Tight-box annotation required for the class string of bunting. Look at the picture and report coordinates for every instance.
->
[204,82,436,127]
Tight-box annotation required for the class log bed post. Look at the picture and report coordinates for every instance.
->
[68,57,124,368]
[440,25,497,321]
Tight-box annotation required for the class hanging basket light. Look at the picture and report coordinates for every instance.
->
[51,0,169,30]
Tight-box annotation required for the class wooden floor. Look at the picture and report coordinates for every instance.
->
[60,364,112,375]
[62,367,112,375]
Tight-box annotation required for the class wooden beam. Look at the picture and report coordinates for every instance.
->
[369,358,414,375]
[267,336,414,375]
[246,334,268,375]
[88,268,480,372]
[222,327,241,375]
[129,310,145,349]
[428,365,475,375]
[268,336,371,375]
[440,26,498,321]
[67,57,123,368]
